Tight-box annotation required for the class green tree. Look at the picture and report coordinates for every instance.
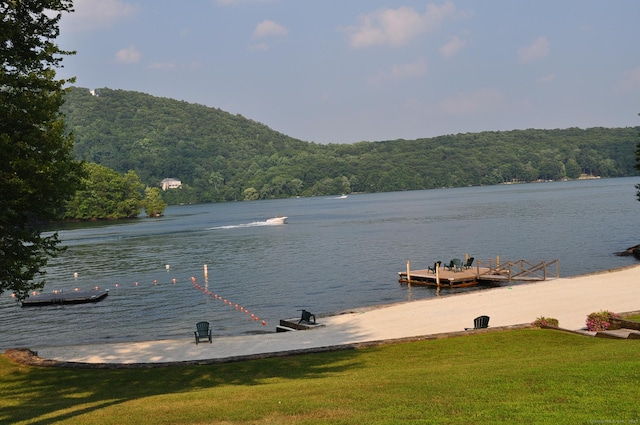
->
[142,187,167,217]
[118,170,145,217]
[0,1,83,300]
[64,163,143,220]
[243,187,259,200]
[565,158,582,179]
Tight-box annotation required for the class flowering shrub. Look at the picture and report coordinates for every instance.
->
[586,310,618,331]
[531,316,559,328]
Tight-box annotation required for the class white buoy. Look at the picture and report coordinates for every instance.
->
[204,264,208,279]
[166,264,170,271]
[73,272,78,279]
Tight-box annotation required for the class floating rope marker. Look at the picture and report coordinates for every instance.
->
[188,272,267,329]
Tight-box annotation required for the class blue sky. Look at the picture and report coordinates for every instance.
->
[57,0,640,144]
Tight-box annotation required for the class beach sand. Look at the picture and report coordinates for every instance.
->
[25,263,640,365]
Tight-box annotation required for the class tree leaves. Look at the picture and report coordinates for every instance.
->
[1,0,82,299]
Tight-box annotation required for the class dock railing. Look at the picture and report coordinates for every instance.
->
[476,258,559,282]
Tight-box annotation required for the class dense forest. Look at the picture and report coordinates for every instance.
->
[61,87,639,205]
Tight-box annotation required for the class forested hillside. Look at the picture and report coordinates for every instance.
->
[61,87,639,204]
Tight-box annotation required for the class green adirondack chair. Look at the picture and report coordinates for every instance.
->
[194,321,212,344]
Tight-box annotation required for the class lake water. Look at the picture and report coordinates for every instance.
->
[1,177,639,350]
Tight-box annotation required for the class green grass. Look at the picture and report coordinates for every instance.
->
[1,329,639,424]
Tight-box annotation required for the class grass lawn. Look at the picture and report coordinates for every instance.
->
[1,329,639,424]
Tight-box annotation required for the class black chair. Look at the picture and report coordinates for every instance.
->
[298,309,316,324]
[463,257,475,269]
[465,315,490,330]
[194,321,212,344]
[427,261,441,273]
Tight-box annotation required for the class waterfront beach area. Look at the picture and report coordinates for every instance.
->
[25,263,640,366]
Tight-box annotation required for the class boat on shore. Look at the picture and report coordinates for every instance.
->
[266,216,287,225]
[21,289,109,307]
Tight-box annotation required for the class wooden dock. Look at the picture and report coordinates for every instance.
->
[277,318,325,332]
[22,289,109,307]
[398,258,559,288]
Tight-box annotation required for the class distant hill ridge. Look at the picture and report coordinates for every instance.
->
[61,87,639,203]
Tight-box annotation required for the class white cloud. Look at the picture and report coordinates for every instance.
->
[620,66,640,91]
[253,20,288,38]
[249,42,270,51]
[61,0,137,32]
[149,62,176,70]
[518,36,550,63]
[115,45,141,64]
[392,57,428,79]
[215,0,275,5]
[538,73,555,83]
[440,88,505,115]
[440,35,467,58]
[369,57,427,86]
[345,1,461,48]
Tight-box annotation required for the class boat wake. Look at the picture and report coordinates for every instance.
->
[207,216,287,230]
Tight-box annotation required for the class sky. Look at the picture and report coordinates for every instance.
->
[56,0,640,144]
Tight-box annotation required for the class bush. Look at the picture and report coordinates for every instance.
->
[586,310,618,331]
[531,317,559,328]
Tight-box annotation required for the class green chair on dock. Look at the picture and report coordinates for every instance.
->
[445,258,463,272]
[465,315,490,330]
[194,321,212,344]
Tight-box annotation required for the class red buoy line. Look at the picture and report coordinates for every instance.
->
[190,276,267,326]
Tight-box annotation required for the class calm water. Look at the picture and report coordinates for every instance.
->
[1,177,639,350]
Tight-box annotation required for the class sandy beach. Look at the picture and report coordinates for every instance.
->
[24,263,640,365]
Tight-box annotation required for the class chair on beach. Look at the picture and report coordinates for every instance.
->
[298,309,316,324]
[427,261,441,273]
[463,257,474,270]
[194,321,212,344]
[465,315,490,330]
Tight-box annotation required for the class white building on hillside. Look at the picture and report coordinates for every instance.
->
[161,178,182,190]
